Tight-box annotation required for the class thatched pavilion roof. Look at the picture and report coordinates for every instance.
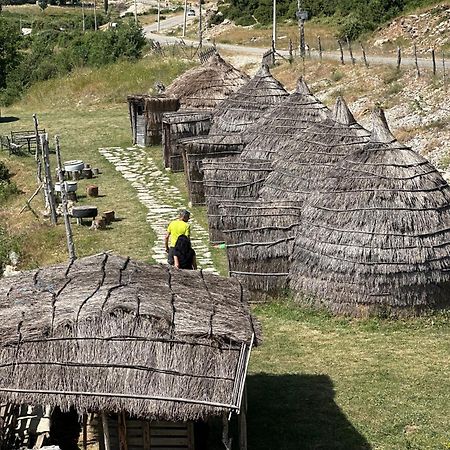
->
[259,96,370,201]
[208,64,289,135]
[240,77,330,160]
[290,108,450,316]
[165,52,249,110]
[0,254,260,421]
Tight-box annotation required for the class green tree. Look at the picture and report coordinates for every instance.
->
[0,18,22,93]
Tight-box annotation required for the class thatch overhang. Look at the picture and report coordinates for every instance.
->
[259,96,371,201]
[202,78,329,244]
[0,254,261,421]
[164,53,249,110]
[162,110,213,172]
[208,64,289,135]
[218,200,302,295]
[290,108,450,316]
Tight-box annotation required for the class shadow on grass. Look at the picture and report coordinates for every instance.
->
[0,116,20,123]
[247,373,371,450]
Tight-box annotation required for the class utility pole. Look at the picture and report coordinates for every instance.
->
[182,0,187,37]
[133,0,138,25]
[272,0,276,50]
[93,0,98,30]
[297,0,305,57]
[198,0,202,48]
[157,0,161,32]
[81,2,85,32]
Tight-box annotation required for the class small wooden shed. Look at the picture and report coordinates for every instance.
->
[162,110,213,172]
[0,253,260,450]
[128,95,180,146]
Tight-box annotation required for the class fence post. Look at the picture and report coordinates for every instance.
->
[431,47,436,76]
[443,51,447,92]
[360,41,369,68]
[346,36,355,64]
[338,40,344,64]
[288,38,293,64]
[414,44,420,78]
[396,46,401,71]
[317,36,322,61]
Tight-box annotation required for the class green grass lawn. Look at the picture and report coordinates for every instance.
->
[1,55,450,450]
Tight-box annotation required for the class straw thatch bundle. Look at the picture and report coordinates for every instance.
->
[259,96,371,201]
[203,158,272,243]
[208,64,288,135]
[203,78,329,243]
[290,108,450,317]
[162,110,213,172]
[181,134,246,205]
[0,254,260,421]
[219,200,302,295]
[165,52,249,110]
[219,98,370,295]
[127,95,180,146]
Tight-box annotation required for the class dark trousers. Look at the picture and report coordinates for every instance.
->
[168,247,175,265]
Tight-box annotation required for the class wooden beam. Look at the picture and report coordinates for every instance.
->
[239,387,248,450]
[118,411,128,450]
[101,412,111,450]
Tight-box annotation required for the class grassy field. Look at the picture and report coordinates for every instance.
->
[1,54,450,450]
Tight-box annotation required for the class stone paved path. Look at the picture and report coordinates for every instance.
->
[99,147,217,273]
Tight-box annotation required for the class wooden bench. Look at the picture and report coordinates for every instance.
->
[0,135,26,156]
[10,129,46,154]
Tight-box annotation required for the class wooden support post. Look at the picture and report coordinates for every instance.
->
[41,135,58,225]
[142,421,151,449]
[55,136,76,262]
[82,413,88,450]
[239,387,248,450]
[101,413,111,450]
[414,44,420,78]
[182,0,187,37]
[33,114,43,194]
[118,411,128,450]
[338,40,344,64]
[397,46,401,71]
[81,2,86,32]
[317,35,322,61]
[288,38,293,64]
[432,47,436,76]
[360,41,369,68]
[222,413,232,450]
[346,36,355,64]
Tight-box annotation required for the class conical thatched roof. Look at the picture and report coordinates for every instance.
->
[218,99,370,294]
[203,78,328,243]
[259,96,370,201]
[290,108,450,316]
[165,52,249,110]
[0,254,260,420]
[208,64,289,135]
[240,77,330,160]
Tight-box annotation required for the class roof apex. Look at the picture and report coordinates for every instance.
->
[370,107,397,143]
[295,77,312,95]
[331,96,356,125]
[256,64,271,77]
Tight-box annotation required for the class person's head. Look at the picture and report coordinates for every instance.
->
[174,234,192,252]
[178,209,191,222]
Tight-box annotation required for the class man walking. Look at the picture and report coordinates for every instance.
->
[165,209,191,265]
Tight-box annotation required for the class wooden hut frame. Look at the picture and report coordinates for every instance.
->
[180,64,288,205]
[165,52,249,110]
[162,110,213,172]
[290,108,450,317]
[127,95,180,146]
[220,98,371,296]
[0,254,260,449]
[203,78,329,243]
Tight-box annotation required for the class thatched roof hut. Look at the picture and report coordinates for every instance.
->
[127,95,180,146]
[203,78,329,243]
[290,108,450,316]
[0,254,260,448]
[162,110,213,172]
[164,52,249,110]
[208,64,288,135]
[220,98,371,295]
[180,64,288,205]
